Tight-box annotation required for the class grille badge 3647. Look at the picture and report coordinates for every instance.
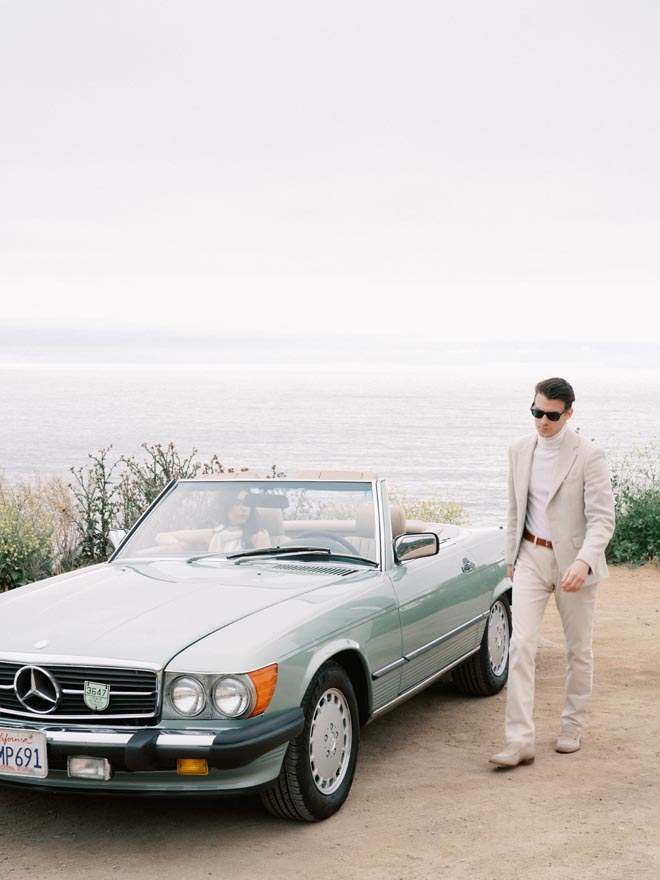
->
[84,681,111,711]
[14,666,61,714]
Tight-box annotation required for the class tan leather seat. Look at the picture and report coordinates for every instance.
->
[352,504,377,559]
[389,504,406,539]
[351,503,407,558]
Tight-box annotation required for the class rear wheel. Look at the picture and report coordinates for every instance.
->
[261,662,359,821]
[453,594,511,696]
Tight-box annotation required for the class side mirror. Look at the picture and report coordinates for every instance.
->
[108,529,128,551]
[393,532,439,563]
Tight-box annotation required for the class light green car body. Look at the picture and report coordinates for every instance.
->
[0,477,510,807]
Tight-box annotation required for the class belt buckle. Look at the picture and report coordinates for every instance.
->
[534,534,540,546]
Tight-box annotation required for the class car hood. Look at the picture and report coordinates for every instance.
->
[0,559,355,667]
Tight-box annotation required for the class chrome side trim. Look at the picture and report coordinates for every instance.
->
[404,611,489,662]
[370,611,488,679]
[371,657,407,681]
[369,646,480,720]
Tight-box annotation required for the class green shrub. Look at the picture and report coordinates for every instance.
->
[607,442,660,566]
[67,444,259,566]
[389,488,469,526]
[0,483,54,590]
[68,447,120,566]
[40,476,81,574]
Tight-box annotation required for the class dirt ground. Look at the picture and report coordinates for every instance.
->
[1,564,658,880]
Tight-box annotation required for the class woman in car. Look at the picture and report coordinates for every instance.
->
[156,490,270,554]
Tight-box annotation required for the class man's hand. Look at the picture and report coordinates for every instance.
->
[561,560,590,592]
[507,565,514,581]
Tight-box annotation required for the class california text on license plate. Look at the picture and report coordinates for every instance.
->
[0,728,48,779]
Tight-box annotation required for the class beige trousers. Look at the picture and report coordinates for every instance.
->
[505,540,598,747]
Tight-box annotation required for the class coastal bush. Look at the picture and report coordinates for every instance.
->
[68,444,256,565]
[389,489,469,526]
[68,447,120,566]
[0,481,54,590]
[40,476,81,573]
[116,443,205,530]
[607,443,660,566]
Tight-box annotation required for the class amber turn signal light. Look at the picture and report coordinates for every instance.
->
[176,758,209,776]
[248,663,278,716]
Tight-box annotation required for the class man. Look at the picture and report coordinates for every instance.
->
[490,377,615,767]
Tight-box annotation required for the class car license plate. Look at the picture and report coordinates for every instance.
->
[0,727,48,779]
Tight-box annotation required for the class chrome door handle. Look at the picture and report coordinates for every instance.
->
[462,558,477,573]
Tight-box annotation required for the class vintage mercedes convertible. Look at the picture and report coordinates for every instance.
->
[0,473,511,820]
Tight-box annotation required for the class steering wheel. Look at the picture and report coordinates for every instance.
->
[294,530,358,555]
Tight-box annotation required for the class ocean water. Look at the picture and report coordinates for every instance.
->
[1,362,659,526]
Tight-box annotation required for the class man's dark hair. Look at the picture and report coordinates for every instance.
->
[535,377,575,409]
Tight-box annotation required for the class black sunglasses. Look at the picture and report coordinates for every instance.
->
[530,405,568,422]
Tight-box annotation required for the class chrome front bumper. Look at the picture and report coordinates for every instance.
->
[0,709,304,774]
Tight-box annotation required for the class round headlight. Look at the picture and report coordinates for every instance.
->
[170,676,206,716]
[212,675,254,718]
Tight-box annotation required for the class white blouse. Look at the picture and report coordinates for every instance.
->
[208,526,246,554]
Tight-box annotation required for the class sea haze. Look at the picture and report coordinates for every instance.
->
[2,361,658,526]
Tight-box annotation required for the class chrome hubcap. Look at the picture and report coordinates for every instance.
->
[488,600,510,677]
[309,687,352,795]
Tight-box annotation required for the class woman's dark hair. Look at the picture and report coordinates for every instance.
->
[219,491,262,547]
[535,377,575,410]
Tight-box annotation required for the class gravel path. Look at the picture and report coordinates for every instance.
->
[1,564,658,880]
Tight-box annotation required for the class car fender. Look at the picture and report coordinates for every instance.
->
[300,638,372,709]
[493,576,512,604]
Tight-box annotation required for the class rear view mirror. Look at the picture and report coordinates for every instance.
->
[245,493,289,509]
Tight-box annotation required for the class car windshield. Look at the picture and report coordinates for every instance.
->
[115,480,379,564]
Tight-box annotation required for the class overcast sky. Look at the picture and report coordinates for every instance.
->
[1,1,659,358]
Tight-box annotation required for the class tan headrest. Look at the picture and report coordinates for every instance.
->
[390,504,406,538]
[355,504,376,537]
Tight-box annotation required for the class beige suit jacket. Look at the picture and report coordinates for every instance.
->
[506,428,615,585]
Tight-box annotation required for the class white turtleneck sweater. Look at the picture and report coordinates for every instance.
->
[524,424,569,542]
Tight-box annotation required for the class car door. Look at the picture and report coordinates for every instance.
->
[388,536,491,694]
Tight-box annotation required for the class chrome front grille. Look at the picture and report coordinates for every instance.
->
[0,661,159,725]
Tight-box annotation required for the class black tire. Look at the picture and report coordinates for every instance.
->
[261,662,360,821]
[453,594,511,696]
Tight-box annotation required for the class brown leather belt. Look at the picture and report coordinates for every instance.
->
[523,529,553,549]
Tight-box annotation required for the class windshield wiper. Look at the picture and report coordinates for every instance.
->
[186,545,330,564]
[188,545,378,568]
[232,547,378,568]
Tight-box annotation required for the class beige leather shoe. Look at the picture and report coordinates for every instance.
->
[556,729,581,753]
[489,743,535,767]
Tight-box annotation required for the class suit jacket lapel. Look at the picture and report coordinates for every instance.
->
[517,436,536,509]
[547,429,579,506]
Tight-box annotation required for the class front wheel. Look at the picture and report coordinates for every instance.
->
[261,662,360,821]
[452,594,511,696]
